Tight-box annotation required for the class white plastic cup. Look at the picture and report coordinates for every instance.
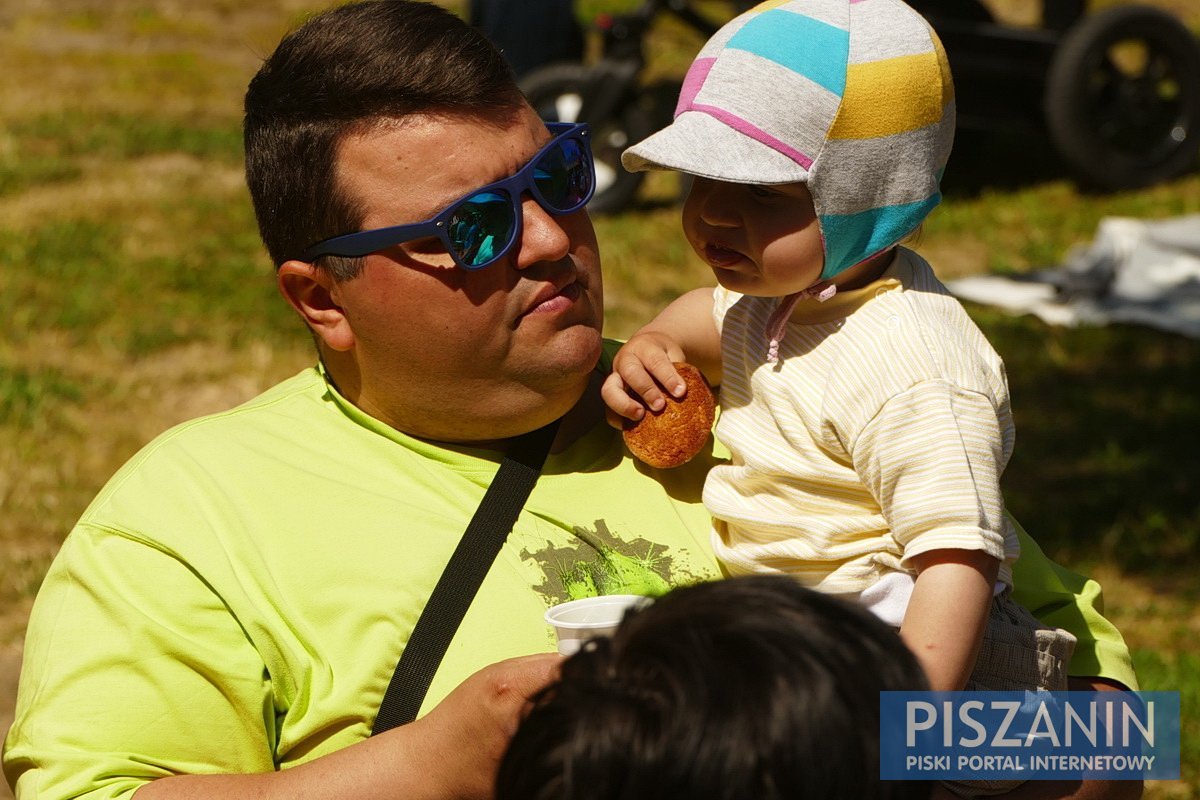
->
[544,594,650,655]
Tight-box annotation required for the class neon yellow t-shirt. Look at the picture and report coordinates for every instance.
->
[3,358,1135,799]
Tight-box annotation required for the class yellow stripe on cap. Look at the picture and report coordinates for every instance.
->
[934,34,953,108]
[828,47,953,140]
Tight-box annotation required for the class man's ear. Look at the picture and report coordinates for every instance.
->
[277,260,355,352]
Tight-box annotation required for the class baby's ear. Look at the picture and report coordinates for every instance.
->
[276,261,355,351]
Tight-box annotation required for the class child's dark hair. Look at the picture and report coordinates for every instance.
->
[497,575,931,800]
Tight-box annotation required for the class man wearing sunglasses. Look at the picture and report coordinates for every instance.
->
[4,2,1139,800]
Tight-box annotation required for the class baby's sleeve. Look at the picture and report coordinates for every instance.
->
[851,379,1014,571]
[711,285,740,337]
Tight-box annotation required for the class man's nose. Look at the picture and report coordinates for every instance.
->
[512,194,572,269]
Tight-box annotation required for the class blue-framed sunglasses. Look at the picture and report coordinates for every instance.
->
[298,122,594,270]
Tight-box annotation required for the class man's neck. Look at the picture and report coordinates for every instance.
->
[320,348,605,455]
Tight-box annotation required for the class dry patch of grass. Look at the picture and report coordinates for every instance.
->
[0,153,243,231]
[3,3,272,121]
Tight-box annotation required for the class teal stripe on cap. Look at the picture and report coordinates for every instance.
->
[727,10,849,96]
[819,193,941,278]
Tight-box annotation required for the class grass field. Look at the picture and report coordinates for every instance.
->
[1,0,1198,797]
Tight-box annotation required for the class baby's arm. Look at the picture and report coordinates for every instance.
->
[602,287,722,424]
[901,548,1000,691]
[850,376,1012,691]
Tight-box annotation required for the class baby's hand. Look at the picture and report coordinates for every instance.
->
[601,331,688,427]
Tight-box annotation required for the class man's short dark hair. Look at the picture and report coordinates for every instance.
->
[244,0,526,277]
[497,575,932,800]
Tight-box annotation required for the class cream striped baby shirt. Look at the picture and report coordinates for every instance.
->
[704,247,1020,600]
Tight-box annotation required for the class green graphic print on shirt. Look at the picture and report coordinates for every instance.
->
[519,519,702,606]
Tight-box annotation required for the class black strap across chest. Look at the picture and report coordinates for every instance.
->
[371,418,561,734]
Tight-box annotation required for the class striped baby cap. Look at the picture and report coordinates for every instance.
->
[622,0,955,281]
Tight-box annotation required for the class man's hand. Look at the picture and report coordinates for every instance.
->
[402,652,562,799]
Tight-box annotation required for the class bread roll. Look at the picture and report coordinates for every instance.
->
[622,362,715,469]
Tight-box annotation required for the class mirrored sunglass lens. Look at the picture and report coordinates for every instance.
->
[533,138,591,211]
[447,190,515,266]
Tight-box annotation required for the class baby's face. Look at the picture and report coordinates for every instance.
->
[681,177,824,297]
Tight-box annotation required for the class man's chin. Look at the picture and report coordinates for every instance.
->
[522,324,603,382]
[553,325,604,372]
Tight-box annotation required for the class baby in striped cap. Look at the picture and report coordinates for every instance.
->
[603,2,1078,793]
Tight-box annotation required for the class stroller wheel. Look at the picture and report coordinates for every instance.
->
[1044,4,1200,190]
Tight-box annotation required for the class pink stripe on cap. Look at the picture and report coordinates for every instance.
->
[675,57,717,117]
[691,103,815,170]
